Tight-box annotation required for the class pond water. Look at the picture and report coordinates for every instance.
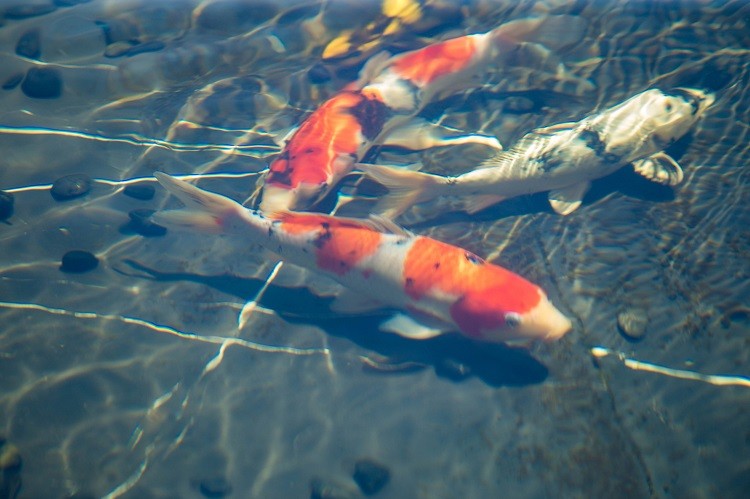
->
[0,0,748,497]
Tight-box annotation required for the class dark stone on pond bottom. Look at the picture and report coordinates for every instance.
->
[2,74,23,90]
[4,3,57,19]
[60,250,98,273]
[51,174,92,201]
[353,459,390,496]
[22,67,62,99]
[198,476,232,498]
[16,28,41,59]
[308,63,331,84]
[123,184,155,200]
[0,190,14,221]
[127,209,166,237]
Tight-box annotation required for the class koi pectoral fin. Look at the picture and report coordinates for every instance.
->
[548,181,590,215]
[632,152,684,186]
[378,118,503,151]
[379,313,453,340]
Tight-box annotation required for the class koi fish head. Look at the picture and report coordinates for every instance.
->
[453,284,572,344]
[638,88,713,144]
[603,87,714,160]
[405,238,571,343]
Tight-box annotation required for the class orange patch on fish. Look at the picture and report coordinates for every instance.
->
[274,213,383,275]
[403,237,542,336]
[265,91,368,189]
[391,36,480,87]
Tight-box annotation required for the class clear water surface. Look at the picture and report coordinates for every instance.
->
[0,0,748,497]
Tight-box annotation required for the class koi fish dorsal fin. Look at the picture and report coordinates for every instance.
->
[153,172,242,233]
[533,122,578,135]
[632,152,684,186]
[269,210,407,236]
[366,214,412,237]
[548,181,591,215]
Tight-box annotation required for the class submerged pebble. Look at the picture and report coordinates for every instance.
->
[123,184,155,200]
[2,73,23,90]
[198,476,232,498]
[127,209,166,237]
[353,459,390,496]
[308,63,332,84]
[16,28,41,59]
[22,67,62,99]
[60,250,98,273]
[617,309,649,340]
[51,173,92,200]
[0,190,14,221]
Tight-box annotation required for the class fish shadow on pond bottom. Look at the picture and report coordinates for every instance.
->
[119,260,548,388]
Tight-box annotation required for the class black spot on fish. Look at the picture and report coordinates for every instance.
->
[266,152,294,186]
[433,262,441,270]
[313,225,332,249]
[405,277,414,288]
[465,252,484,265]
[580,128,606,157]
[349,95,390,141]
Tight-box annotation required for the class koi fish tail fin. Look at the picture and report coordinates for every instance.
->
[152,172,243,234]
[358,163,447,219]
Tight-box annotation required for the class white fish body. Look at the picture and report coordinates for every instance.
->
[361,88,714,217]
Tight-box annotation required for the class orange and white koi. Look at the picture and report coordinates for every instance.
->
[154,172,572,344]
[361,87,714,218]
[257,15,592,212]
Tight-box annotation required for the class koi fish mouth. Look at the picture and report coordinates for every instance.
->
[524,295,573,342]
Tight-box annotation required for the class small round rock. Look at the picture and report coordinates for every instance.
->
[128,209,166,237]
[353,458,390,496]
[60,250,98,273]
[123,184,155,200]
[51,173,92,201]
[198,476,232,498]
[22,67,63,99]
[308,63,331,84]
[617,309,649,340]
[16,28,41,59]
[0,190,14,221]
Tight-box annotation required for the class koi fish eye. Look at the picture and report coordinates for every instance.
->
[504,312,522,328]
[464,252,484,265]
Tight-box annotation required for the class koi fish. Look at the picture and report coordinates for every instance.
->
[153,172,572,344]
[257,15,592,212]
[360,87,714,218]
